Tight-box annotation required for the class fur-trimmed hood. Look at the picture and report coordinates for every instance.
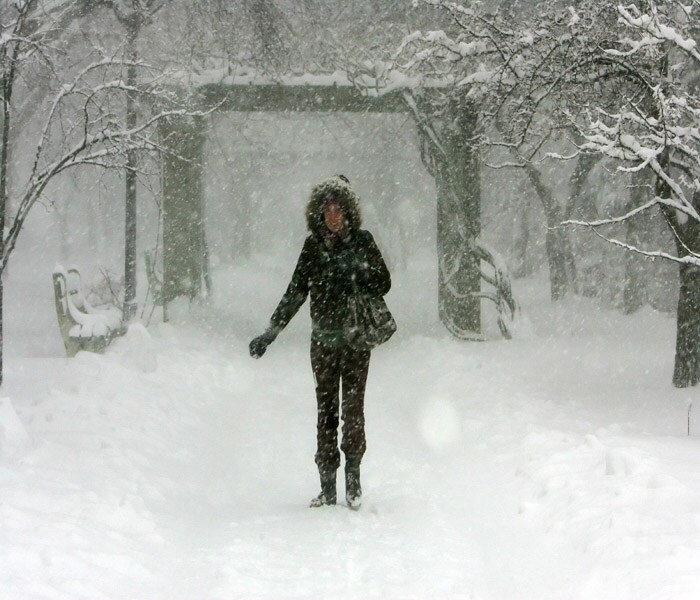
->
[305,176,362,236]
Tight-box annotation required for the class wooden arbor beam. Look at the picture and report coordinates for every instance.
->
[196,83,408,114]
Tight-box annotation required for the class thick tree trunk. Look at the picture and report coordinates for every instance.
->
[660,166,700,387]
[670,206,700,387]
[436,100,481,337]
[673,263,700,387]
[412,94,481,338]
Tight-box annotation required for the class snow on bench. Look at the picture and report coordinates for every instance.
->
[52,265,126,357]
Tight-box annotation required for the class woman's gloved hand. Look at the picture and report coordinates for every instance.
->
[249,328,278,358]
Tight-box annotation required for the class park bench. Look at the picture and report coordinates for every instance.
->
[52,266,126,357]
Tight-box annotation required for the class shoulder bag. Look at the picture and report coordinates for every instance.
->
[344,284,397,351]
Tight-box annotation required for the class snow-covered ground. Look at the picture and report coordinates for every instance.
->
[1,255,700,600]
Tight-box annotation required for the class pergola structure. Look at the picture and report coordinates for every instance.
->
[159,75,482,338]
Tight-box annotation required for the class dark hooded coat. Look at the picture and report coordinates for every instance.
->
[269,177,391,346]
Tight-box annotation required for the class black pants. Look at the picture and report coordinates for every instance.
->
[310,340,371,473]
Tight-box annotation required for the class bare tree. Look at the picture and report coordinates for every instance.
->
[395,0,700,386]
[86,0,165,321]
[0,0,197,385]
[562,2,700,387]
[392,1,578,300]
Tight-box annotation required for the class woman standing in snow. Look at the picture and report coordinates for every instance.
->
[249,175,391,510]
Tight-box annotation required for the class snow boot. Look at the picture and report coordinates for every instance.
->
[345,463,362,510]
[309,470,337,507]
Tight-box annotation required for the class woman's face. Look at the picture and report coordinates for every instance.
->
[323,201,345,234]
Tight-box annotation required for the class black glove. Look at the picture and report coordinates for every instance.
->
[249,329,277,359]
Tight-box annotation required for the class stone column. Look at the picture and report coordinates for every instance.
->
[160,116,206,316]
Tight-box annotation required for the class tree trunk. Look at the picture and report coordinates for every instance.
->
[248,0,284,73]
[0,63,13,388]
[512,197,536,278]
[0,121,7,387]
[525,163,576,300]
[659,162,700,386]
[565,152,599,220]
[123,21,139,322]
[411,94,481,338]
[436,99,481,337]
[622,169,653,314]
[671,206,700,387]
[673,263,700,387]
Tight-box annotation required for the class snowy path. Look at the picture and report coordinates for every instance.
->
[2,290,700,598]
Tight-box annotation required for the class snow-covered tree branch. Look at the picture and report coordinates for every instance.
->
[397,0,700,386]
[0,0,206,385]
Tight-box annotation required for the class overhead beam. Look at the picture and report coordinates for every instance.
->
[197,83,409,113]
